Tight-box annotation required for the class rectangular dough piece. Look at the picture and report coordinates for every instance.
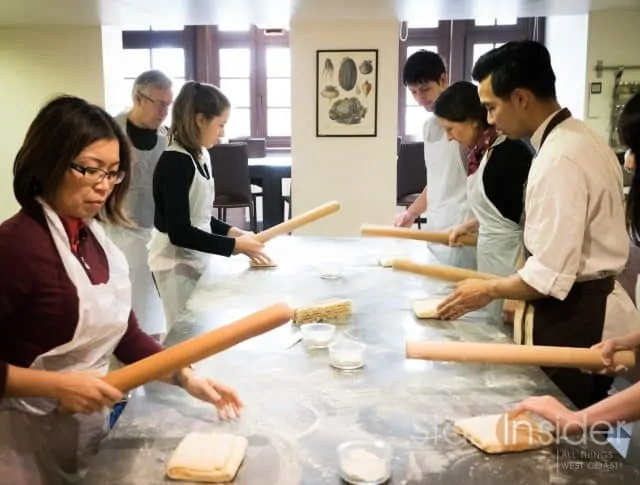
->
[166,432,248,483]
[378,256,398,268]
[454,412,554,454]
[412,297,446,319]
[250,261,278,268]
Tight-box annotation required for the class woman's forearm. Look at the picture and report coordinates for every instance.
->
[578,380,640,426]
[4,364,60,399]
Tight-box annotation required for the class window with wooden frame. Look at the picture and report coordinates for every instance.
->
[204,25,291,149]
[121,26,196,123]
[398,16,544,139]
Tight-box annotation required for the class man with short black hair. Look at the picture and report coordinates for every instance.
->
[437,41,639,408]
[395,50,476,269]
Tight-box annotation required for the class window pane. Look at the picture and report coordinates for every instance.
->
[405,107,431,138]
[225,107,251,138]
[408,19,439,29]
[267,108,291,136]
[121,78,136,108]
[266,47,290,78]
[151,25,184,31]
[407,45,438,58]
[475,16,517,26]
[219,48,251,78]
[473,43,495,67]
[220,78,251,108]
[151,48,185,78]
[121,25,150,31]
[218,23,251,31]
[123,49,151,77]
[266,78,290,107]
[171,77,186,97]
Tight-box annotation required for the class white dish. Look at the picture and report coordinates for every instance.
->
[329,340,366,370]
[319,262,344,279]
[337,440,392,484]
[299,323,336,348]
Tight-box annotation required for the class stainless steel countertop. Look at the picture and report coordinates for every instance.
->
[85,237,640,484]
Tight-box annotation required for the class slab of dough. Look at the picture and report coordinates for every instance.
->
[378,256,398,268]
[454,412,554,454]
[166,432,248,483]
[412,297,446,319]
[250,260,278,268]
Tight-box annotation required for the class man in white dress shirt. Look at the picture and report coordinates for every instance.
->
[437,41,638,408]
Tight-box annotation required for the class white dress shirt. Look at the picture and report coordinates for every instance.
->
[518,110,629,300]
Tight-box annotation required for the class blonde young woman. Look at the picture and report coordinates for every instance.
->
[149,81,271,335]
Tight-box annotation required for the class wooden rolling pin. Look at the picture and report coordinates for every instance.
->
[360,224,477,246]
[405,340,636,370]
[102,303,293,392]
[392,258,497,282]
[255,200,341,243]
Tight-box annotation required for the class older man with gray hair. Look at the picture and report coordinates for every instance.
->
[109,70,173,341]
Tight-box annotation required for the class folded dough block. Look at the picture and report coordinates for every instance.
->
[378,256,398,268]
[412,297,446,319]
[454,412,554,454]
[166,432,248,483]
[250,260,278,268]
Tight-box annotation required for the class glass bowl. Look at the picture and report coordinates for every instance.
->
[299,323,336,348]
[337,439,392,484]
[329,340,366,370]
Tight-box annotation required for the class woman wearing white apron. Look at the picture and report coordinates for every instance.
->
[433,81,533,323]
[148,82,271,336]
[105,70,173,339]
[0,96,242,484]
[395,49,476,270]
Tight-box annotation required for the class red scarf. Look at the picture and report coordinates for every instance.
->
[467,127,498,176]
[60,217,85,254]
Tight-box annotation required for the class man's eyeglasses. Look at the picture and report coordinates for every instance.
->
[70,162,126,185]
[138,92,172,110]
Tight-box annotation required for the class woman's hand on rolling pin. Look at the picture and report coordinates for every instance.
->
[585,338,632,375]
[448,225,469,247]
[394,209,418,228]
[514,395,584,435]
[53,371,123,414]
[181,375,244,420]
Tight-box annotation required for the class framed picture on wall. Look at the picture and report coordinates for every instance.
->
[316,49,379,137]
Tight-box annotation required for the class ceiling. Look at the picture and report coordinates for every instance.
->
[0,0,638,26]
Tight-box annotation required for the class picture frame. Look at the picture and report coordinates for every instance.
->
[315,49,379,137]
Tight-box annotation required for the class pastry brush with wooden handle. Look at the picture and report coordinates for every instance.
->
[292,299,353,325]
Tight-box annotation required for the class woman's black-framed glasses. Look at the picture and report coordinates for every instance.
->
[70,162,126,185]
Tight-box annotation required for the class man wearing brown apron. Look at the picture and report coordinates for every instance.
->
[437,41,638,409]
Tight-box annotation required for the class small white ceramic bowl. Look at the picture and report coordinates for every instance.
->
[329,340,366,370]
[319,261,344,279]
[337,439,392,485]
[299,323,336,348]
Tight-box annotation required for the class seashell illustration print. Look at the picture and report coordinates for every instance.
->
[361,80,372,97]
[359,60,373,75]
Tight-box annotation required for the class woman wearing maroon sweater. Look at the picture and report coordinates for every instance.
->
[0,96,242,484]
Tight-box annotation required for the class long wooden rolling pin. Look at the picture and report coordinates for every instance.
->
[392,258,497,282]
[102,303,293,393]
[361,224,477,246]
[406,340,636,370]
[255,200,341,243]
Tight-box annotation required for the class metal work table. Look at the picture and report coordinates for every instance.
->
[85,237,640,484]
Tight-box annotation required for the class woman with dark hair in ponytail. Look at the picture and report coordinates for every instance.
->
[149,81,271,336]
[515,92,640,435]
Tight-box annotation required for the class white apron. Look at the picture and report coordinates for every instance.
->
[148,143,215,335]
[467,135,523,323]
[423,117,477,270]
[105,114,167,337]
[0,200,131,485]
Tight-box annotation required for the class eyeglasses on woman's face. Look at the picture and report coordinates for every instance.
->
[70,161,125,185]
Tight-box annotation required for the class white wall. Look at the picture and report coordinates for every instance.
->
[545,14,589,120]
[0,26,106,222]
[584,9,640,140]
[290,20,399,237]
